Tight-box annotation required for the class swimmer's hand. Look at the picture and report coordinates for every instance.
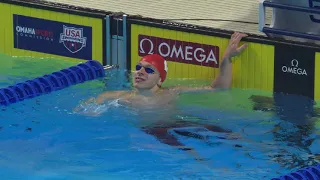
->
[73,91,130,117]
[73,97,112,117]
[223,32,248,59]
[72,97,100,116]
[76,91,127,107]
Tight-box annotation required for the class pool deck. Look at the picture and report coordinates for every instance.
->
[45,0,273,36]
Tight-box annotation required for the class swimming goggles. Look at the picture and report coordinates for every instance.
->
[136,64,156,74]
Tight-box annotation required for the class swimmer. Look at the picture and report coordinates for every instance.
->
[85,32,248,107]
[75,32,248,155]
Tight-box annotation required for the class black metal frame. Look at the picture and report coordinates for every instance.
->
[261,0,320,42]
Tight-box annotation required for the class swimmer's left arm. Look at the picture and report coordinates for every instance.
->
[211,32,248,89]
[172,32,248,93]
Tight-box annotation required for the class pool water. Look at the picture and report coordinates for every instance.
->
[0,54,319,180]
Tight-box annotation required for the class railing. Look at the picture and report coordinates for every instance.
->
[259,0,320,41]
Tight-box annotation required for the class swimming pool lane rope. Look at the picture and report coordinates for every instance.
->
[272,163,320,179]
[0,60,117,106]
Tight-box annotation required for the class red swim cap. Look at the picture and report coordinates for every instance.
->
[139,54,168,82]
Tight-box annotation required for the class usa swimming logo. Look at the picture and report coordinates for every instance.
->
[59,25,87,53]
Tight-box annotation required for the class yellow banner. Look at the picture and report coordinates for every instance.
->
[130,24,274,92]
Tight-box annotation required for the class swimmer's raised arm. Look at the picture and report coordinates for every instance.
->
[211,32,248,89]
[172,32,248,93]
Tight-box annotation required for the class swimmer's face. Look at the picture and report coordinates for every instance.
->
[133,61,161,89]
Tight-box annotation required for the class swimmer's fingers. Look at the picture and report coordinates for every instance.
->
[230,32,248,55]
[224,32,248,59]
[236,44,248,54]
[231,32,237,40]
[231,32,248,44]
[230,32,247,51]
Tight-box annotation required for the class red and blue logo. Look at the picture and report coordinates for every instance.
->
[59,25,87,54]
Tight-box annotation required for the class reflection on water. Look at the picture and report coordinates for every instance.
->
[250,92,320,169]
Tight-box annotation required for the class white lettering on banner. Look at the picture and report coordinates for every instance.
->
[172,45,184,60]
[139,38,154,55]
[16,26,35,35]
[281,59,307,76]
[15,26,54,41]
[138,35,220,68]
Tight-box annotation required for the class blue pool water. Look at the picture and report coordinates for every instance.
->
[0,56,320,179]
